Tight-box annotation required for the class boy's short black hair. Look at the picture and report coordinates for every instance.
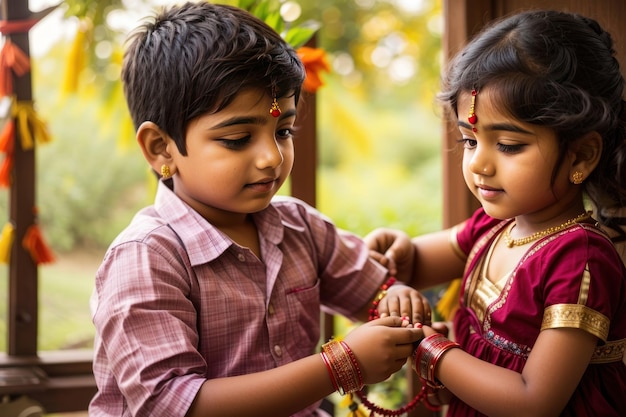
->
[121,1,306,155]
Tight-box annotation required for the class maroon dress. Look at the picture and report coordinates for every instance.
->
[447,208,626,417]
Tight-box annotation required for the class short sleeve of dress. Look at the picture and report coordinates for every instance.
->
[539,225,626,343]
[455,208,503,257]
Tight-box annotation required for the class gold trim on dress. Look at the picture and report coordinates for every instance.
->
[541,303,609,341]
[578,264,590,305]
[449,226,468,262]
[590,338,626,364]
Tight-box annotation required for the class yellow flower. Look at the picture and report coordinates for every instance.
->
[297,46,330,93]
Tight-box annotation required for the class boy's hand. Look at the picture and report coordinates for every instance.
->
[376,284,432,326]
[342,316,425,384]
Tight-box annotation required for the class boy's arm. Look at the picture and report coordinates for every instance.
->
[187,317,423,417]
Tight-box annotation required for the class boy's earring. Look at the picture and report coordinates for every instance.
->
[572,171,584,184]
[161,164,171,179]
[468,89,478,132]
[270,97,281,118]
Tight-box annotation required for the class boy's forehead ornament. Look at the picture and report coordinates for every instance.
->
[468,89,478,132]
[270,97,281,117]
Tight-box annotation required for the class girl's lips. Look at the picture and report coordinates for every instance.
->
[477,185,503,199]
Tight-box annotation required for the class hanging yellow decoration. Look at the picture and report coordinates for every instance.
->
[436,278,462,321]
[0,222,15,263]
[12,101,51,150]
[62,19,91,95]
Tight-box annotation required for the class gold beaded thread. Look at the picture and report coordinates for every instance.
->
[503,211,592,248]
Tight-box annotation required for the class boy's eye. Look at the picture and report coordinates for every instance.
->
[220,136,250,149]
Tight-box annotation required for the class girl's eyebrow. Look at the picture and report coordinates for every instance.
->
[211,109,297,129]
[457,120,533,134]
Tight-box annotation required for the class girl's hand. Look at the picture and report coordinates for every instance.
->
[364,228,415,283]
[342,316,425,384]
[376,284,432,326]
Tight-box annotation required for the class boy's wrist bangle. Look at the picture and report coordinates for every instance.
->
[368,276,397,321]
[321,340,363,395]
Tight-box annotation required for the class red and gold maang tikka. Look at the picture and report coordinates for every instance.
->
[467,89,478,132]
[269,97,281,117]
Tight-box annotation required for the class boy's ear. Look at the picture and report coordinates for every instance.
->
[569,131,602,181]
[137,121,175,175]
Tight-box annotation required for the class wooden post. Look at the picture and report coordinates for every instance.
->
[1,0,38,356]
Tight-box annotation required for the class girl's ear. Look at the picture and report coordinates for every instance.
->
[137,121,176,176]
[569,131,602,182]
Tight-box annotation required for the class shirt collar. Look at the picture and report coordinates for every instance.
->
[153,181,286,266]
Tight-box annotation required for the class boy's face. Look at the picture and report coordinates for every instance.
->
[167,88,296,223]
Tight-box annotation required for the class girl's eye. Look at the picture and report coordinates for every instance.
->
[497,143,525,154]
[457,138,477,149]
[220,136,251,150]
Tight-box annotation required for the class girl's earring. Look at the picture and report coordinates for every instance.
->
[161,164,171,179]
[572,171,584,184]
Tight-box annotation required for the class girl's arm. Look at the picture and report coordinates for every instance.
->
[425,326,597,417]
[187,317,424,417]
[365,226,467,290]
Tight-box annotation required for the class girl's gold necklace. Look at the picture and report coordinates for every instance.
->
[503,211,592,248]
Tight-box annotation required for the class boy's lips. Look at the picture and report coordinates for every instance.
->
[246,177,278,192]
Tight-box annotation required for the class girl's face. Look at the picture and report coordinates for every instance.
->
[167,88,296,225]
[457,87,577,221]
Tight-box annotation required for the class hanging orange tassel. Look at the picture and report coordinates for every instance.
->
[0,119,15,153]
[0,222,15,264]
[0,40,31,97]
[0,152,13,188]
[22,223,55,265]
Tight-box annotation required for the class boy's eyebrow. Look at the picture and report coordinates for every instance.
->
[211,109,297,129]
[457,120,533,134]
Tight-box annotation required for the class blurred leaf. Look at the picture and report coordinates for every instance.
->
[285,21,320,48]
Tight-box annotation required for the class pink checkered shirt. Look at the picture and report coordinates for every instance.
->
[89,182,387,416]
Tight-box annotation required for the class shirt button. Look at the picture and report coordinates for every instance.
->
[273,345,283,357]
[268,304,275,315]
[237,253,245,262]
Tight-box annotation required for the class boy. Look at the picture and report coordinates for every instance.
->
[90,2,427,416]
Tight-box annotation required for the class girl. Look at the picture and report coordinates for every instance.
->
[367,9,626,417]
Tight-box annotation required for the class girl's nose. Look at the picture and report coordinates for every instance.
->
[468,147,494,176]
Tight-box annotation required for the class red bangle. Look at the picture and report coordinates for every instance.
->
[322,340,363,395]
[320,351,339,392]
[413,333,460,387]
[340,341,363,388]
[368,276,397,321]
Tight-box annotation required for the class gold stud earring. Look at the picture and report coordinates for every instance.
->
[161,164,171,179]
[572,171,584,185]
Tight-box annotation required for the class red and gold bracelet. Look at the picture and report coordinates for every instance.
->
[321,340,363,395]
[413,333,460,388]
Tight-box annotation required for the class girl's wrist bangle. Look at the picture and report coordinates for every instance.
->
[413,333,460,387]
